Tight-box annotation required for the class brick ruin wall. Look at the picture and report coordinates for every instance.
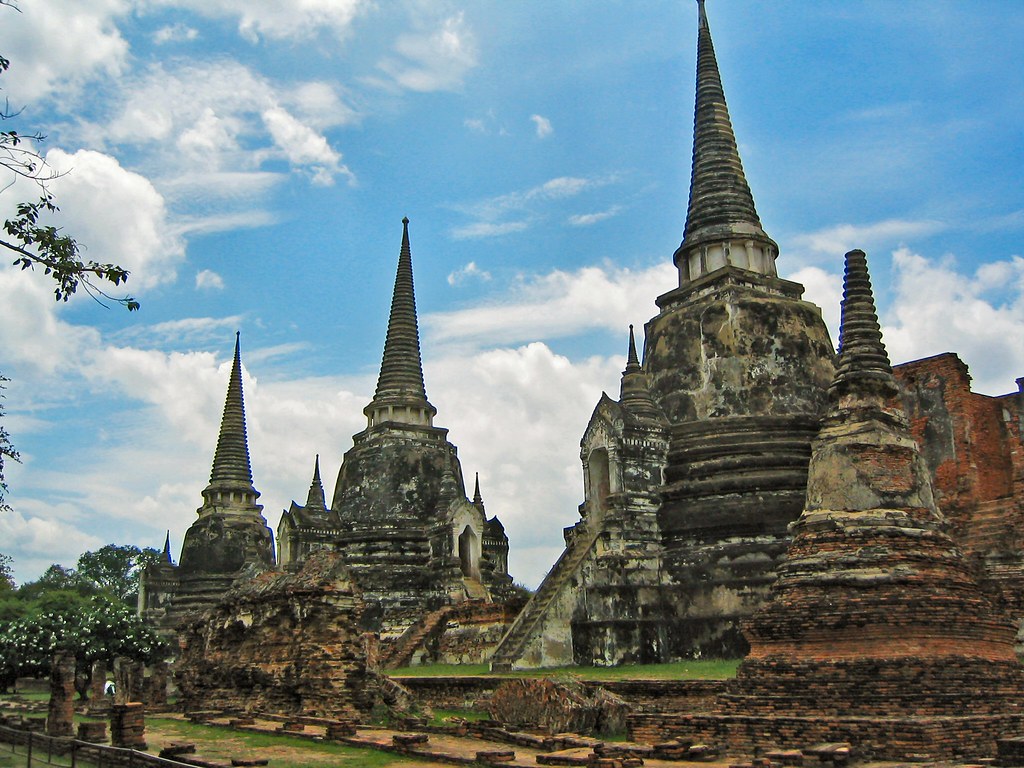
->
[894,354,1024,615]
[175,553,372,722]
[433,602,521,664]
[396,676,725,716]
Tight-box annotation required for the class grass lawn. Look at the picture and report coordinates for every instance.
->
[390,659,741,680]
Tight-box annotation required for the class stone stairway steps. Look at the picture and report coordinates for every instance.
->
[381,605,455,669]
[490,523,603,670]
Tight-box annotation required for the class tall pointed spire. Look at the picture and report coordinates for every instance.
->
[206,332,258,500]
[305,454,327,512]
[829,249,898,405]
[673,0,778,285]
[365,218,438,428]
[162,531,173,564]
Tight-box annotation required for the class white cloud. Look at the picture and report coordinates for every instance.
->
[45,148,185,291]
[261,106,354,186]
[447,261,492,286]
[450,221,530,240]
[791,218,946,259]
[195,270,225,291]
[881,248,1024,395]
[568,205,623,227]
[452,175,618,239]
[530,114,553,139]
[426,261,675,348]
[378,12,478,92]
[153,23,199,44]
[77,61,355,192]
[150,0,369,44]
[0,0,130,102]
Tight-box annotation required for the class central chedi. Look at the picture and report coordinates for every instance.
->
[491,0,835,670]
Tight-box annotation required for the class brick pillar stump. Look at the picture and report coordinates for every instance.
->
[110,702,147,749]
[47,651,75,737]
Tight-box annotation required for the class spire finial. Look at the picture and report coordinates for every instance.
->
[828,249,899,404]
[207,333,257,492]
[626,324,641,370]
[473,472,482,503]
[365,218,437,426]
[305,453,327,511]
[672,0,777,283]
[162,531,172,563]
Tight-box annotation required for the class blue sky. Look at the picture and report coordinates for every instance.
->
[1,1,1022,588]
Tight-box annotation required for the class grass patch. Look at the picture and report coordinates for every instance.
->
[391,659,741,680]
[146,718,414,768]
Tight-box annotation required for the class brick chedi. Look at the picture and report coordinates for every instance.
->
[175,551,372,721]
[665,250,1024,760]
[139,334,275,632]
[278,219,515,642]
[492,0,835,669]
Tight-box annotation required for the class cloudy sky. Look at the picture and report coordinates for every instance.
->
[1,1,1022,588]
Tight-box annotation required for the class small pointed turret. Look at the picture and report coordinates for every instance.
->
[829,249,899,406]
[618,325,664,421]
[162,531,173,564]
[365,218,438,428]
[305,454,327,512]
[673,0,778,286]
[473,472,485,513]
[203,332,260,507]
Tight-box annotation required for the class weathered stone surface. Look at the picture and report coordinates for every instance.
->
[175,551,372,721]
[110,701,147,749]
[488,678,631,737]
[276,221,518,649]
[656,250,1024,760]
[46,652,75,737]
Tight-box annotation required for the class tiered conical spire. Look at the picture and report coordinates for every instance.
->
[206,333,258,496]
[673,0,778,283]
[618,325,664,421]
[365,218,438,427]
[473,473,485,513]
[304,455,327,512]
[829,249,898,403]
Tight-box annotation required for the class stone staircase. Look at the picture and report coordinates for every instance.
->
[489,520,603,671]
[380,605,455,669]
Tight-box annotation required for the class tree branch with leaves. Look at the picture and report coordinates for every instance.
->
[1,0,138,311]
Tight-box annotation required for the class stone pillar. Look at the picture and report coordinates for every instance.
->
[46,651,75,737]
[113,656,131,704]
[110,702,147,749]
[145,661,169,707]
[87,660,111,715]
[130,660,146,703]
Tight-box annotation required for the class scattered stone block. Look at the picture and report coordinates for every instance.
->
[326,721,356,739]
[159,743,197,758]
[110,702,147,750]
[477,749,516,763]
[392,733,428,746]
[765,750,803,766]
[229,717,256,727]
[277,722,304,733]
[77,721,107,743]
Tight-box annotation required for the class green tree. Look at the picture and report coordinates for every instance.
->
[0,375,17,512]
[0,553,13,592]
[76,544,162,606]
[1,2,137,310]
[0,596,166,694]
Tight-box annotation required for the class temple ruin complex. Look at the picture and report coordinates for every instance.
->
[491,0,1024,670]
